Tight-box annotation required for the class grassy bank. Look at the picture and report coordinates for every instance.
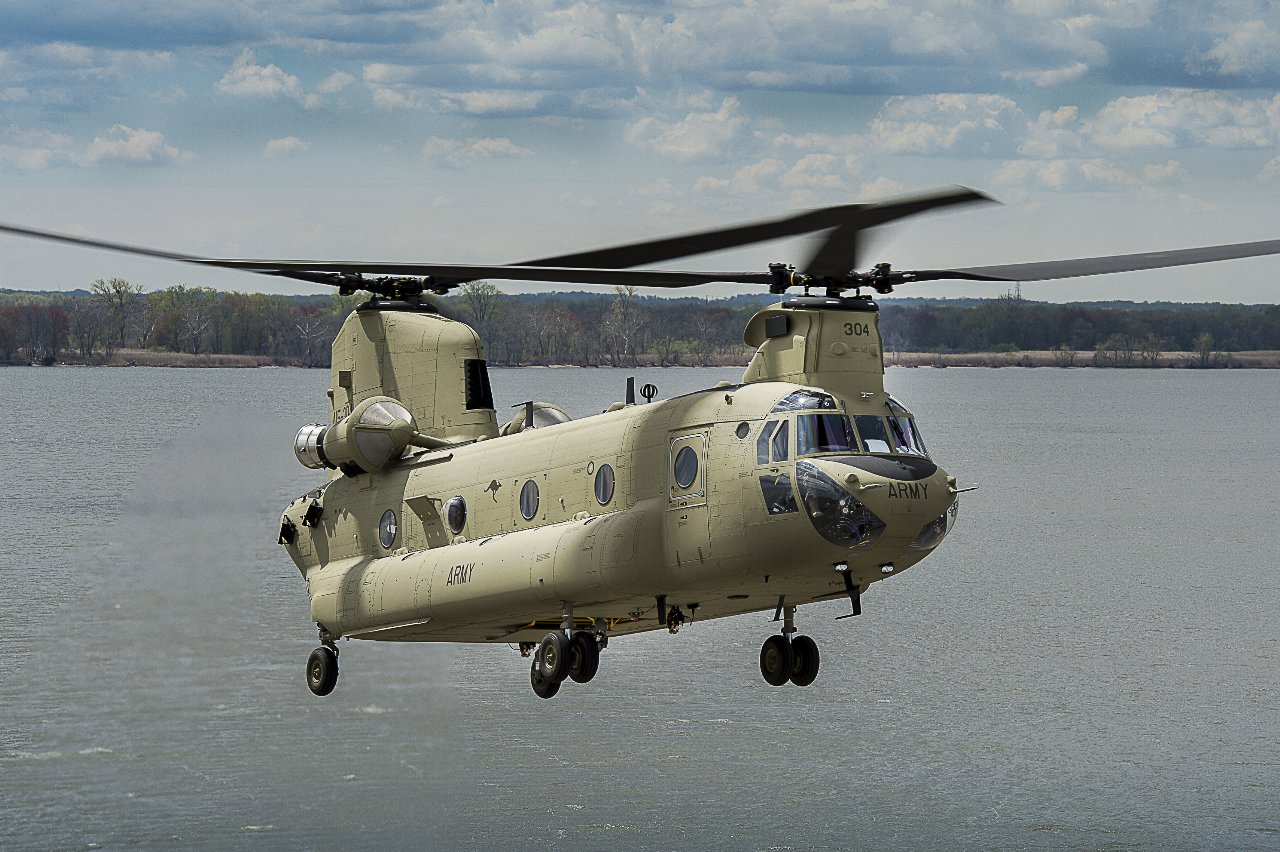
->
[886,350,1280,369]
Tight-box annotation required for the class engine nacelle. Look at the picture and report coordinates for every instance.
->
[294,395,439,475]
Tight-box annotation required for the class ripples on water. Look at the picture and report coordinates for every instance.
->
[1,365,1276,850]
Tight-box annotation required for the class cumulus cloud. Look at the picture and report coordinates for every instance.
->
[869,94,1026,157]
[439,90,545,115]
[316,71,355,95]
[422,136,534,168]
[215,48,301,100]
[994,157,1140,191]
[81,125,193,166]
[363,63,428,110]
[0,127,75,170]
[264,136,309,157]
[1194,18,1280,77]
[1090,89,1277,149]
[1262,155,1280,182]
[626,97,746,161]
[857,177,907,200]
[1002,62,1090,87]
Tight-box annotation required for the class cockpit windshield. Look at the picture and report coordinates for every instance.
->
[764,390,929,459]
[797,413,857,455]
[853,415,892,453]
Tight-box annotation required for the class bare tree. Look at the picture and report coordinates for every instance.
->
[64,298,104,364]
[457,281,503,341]
[92,278,143,354]
[602,286,643,367]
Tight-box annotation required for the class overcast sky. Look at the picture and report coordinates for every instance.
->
[3,0,1280,303]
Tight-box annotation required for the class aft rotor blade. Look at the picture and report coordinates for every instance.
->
[523,186,993,271]
[802,187,995,279]
[518,203,870,269]
[207,258,775,289]
[918,238,1280,283]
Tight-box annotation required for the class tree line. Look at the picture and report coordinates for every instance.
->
[1,280,1277,367]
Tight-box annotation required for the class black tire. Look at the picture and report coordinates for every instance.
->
[537,631,572,683]
[568,632,600,684]
[759,635,793,687]
[306,647,338,696]
[789,635,820,687]
[530,659,561,699]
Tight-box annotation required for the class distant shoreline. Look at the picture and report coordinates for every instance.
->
[5,348,1279,369]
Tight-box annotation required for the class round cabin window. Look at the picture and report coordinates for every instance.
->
[444,496,466,534]
[519,479,539,521]
[378,509,398,549]
[594,464,615,505]
[673,446,699,490]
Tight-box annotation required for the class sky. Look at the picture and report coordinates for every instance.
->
[2,0,1280,304]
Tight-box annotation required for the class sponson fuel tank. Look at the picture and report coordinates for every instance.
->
[305,508,652,643]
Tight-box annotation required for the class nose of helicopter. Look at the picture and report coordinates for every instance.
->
[795,455,958,554]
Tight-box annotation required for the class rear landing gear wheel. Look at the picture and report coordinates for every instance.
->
[759,635,794,687]
[530,659,561,699]
[306,646,338,696]
[568,632,600,684]
[789,634,820,687]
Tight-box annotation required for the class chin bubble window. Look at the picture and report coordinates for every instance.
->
[795,461,885,551]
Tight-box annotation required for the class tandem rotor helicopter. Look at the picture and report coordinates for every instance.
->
[6,187,1280,698]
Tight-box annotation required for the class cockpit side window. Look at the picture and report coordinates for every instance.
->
[756,421,777,465]
[854,415,892,454]
[889,416,929,456]
[771,420,790,462]
[885,396,928,456]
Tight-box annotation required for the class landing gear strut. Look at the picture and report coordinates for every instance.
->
[759,601,821,687]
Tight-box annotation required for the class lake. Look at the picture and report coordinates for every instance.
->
[1,364,1277,850]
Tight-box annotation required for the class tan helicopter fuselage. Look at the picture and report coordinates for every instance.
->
[280,297,959,645]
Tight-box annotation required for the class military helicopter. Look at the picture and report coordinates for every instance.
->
[6,187,1280,699]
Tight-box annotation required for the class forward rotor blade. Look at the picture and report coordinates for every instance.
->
[0,221,205,264]
[917,238,1280,283]
[802,187,995,279]
[0,219,772,290]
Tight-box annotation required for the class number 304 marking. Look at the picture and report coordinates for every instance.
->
[843,322,870,336]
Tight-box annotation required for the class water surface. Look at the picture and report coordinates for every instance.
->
[2,365,1276,850]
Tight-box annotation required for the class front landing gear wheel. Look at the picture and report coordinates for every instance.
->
[537,631,572,683]
[759,635,794,687]
[568,632,600,684]
[530,660,561,699]
[789,635,820,687]
[306,646,338,696]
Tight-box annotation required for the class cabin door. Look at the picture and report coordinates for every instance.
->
[664,430,711,568]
